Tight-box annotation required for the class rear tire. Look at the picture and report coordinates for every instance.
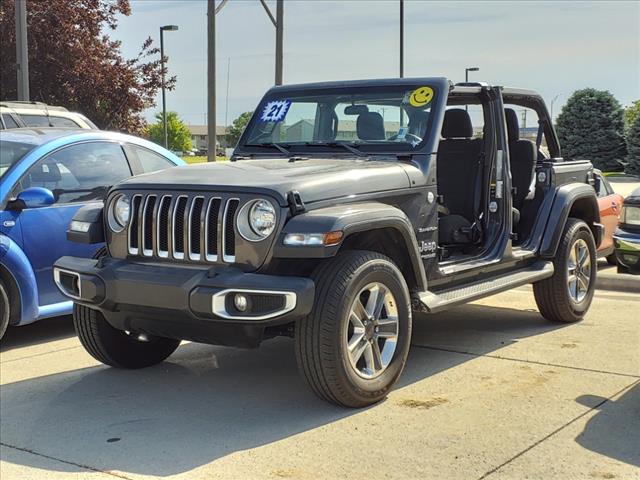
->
[534,218,596,323]
[73,305,180,368]
[295,250,412,407]
[0,281,9,341]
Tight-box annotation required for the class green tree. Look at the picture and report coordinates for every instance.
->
[0,0,173,134]
[227,111,254,146]
[625,112,640,177]
[556,89,627,171]
[147,112,192,152]
[624,100,640,134]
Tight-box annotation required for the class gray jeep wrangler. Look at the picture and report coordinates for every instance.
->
[55,78,602,407]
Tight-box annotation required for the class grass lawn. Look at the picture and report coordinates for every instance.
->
[183,156,227,164]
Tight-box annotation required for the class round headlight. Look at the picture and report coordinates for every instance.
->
[249,200,276,238]
[108,195,130,232]
[237,199,277,241]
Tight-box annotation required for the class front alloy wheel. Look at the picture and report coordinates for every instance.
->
[345,282,399,379]
[295,250,412,408]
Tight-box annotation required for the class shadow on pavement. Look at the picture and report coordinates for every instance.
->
[575,383,640,467]
[1,303,570,476]
[0,315,75,353]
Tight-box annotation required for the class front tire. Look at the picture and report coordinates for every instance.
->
[295,251,412,408]
[534,218,597,323]
[606,253,617,266]
[73,305,180,368]
[0,281,10,340]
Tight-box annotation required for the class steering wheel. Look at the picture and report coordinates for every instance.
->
[387,132,422,144]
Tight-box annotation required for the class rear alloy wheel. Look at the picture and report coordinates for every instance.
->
[0,281,10,341]
[534,218,597,323]
[295,250,412,407]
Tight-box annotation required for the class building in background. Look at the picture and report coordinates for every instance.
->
[187,125,229,152]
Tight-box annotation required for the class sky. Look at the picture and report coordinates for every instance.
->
[111,0,640,126]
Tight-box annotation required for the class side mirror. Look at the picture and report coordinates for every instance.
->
[7,187,55,210]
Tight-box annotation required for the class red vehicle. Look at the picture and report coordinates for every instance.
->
[594,170,624,264]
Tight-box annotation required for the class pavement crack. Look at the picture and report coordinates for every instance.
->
[476,380,639,480]
[0,442,134,480]
[0,345,81,364]
[413,345,640,379]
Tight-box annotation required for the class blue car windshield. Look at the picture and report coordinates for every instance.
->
[243,84,438,152]
[1,141,35,179]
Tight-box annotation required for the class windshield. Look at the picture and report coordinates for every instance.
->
[242,84,439,154]
[0,140,35,179]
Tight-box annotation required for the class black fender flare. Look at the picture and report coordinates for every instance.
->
[540,183,602,257]
[273,202,427,291]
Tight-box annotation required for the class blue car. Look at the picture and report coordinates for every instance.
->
[0,128,184,338]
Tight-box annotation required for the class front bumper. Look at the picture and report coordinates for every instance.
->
[613,229,640,271]
[53,256,314,347]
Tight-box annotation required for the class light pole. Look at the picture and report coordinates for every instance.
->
[465,66,479,83]
[464,67,479,111]
[550,93,561,123]
[160,25,179,149]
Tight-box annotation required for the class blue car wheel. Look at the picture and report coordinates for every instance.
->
[0,280,9,339]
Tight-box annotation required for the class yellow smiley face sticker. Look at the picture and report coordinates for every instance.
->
[409,86,434,107]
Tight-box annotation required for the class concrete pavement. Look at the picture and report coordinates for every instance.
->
[1,287,638,480]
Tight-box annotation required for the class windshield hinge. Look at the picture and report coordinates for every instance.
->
[287,190,306,216]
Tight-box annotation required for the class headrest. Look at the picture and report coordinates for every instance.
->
[29,162,61,183]
[357,112,386,141]
[344,105,369,116]
[442,109,473,138]
[408,110,430,136]
[505,108,520,142]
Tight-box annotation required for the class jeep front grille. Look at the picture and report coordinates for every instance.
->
[127,194,239,263]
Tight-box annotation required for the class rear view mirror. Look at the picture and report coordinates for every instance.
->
[7,187,55,210]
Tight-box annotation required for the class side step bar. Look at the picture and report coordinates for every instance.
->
[418,261,554,313]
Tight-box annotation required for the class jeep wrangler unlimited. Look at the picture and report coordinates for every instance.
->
[54,78,602,407]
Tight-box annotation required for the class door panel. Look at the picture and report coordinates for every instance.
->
[20,204,100,306]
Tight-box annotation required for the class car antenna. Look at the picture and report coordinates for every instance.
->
[44,102,53,127]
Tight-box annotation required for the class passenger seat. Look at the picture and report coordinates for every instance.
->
[437,109,483,244]
[505,109,536,213]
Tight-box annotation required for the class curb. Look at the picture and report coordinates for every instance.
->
[596,273,640,294]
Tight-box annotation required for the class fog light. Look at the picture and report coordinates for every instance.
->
[234,293,248,312]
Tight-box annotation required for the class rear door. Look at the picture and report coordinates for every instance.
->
[14,141,133,306]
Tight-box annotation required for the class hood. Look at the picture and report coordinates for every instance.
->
[116,158,413,205]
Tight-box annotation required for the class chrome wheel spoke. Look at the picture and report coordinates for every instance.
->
[351,299,367,324]
[365,284,387,319]
[348,334,368,365]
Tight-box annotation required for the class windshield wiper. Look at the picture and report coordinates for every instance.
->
[304,141,366,157]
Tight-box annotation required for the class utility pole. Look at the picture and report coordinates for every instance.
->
[275,0,283,85]
[225,57,231,148]
[15,0,29,101]
[207,0,229,162]
[399,0,404,78]
[259,0,284,85]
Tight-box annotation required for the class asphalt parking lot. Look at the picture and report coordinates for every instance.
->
[1,284,638,480]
